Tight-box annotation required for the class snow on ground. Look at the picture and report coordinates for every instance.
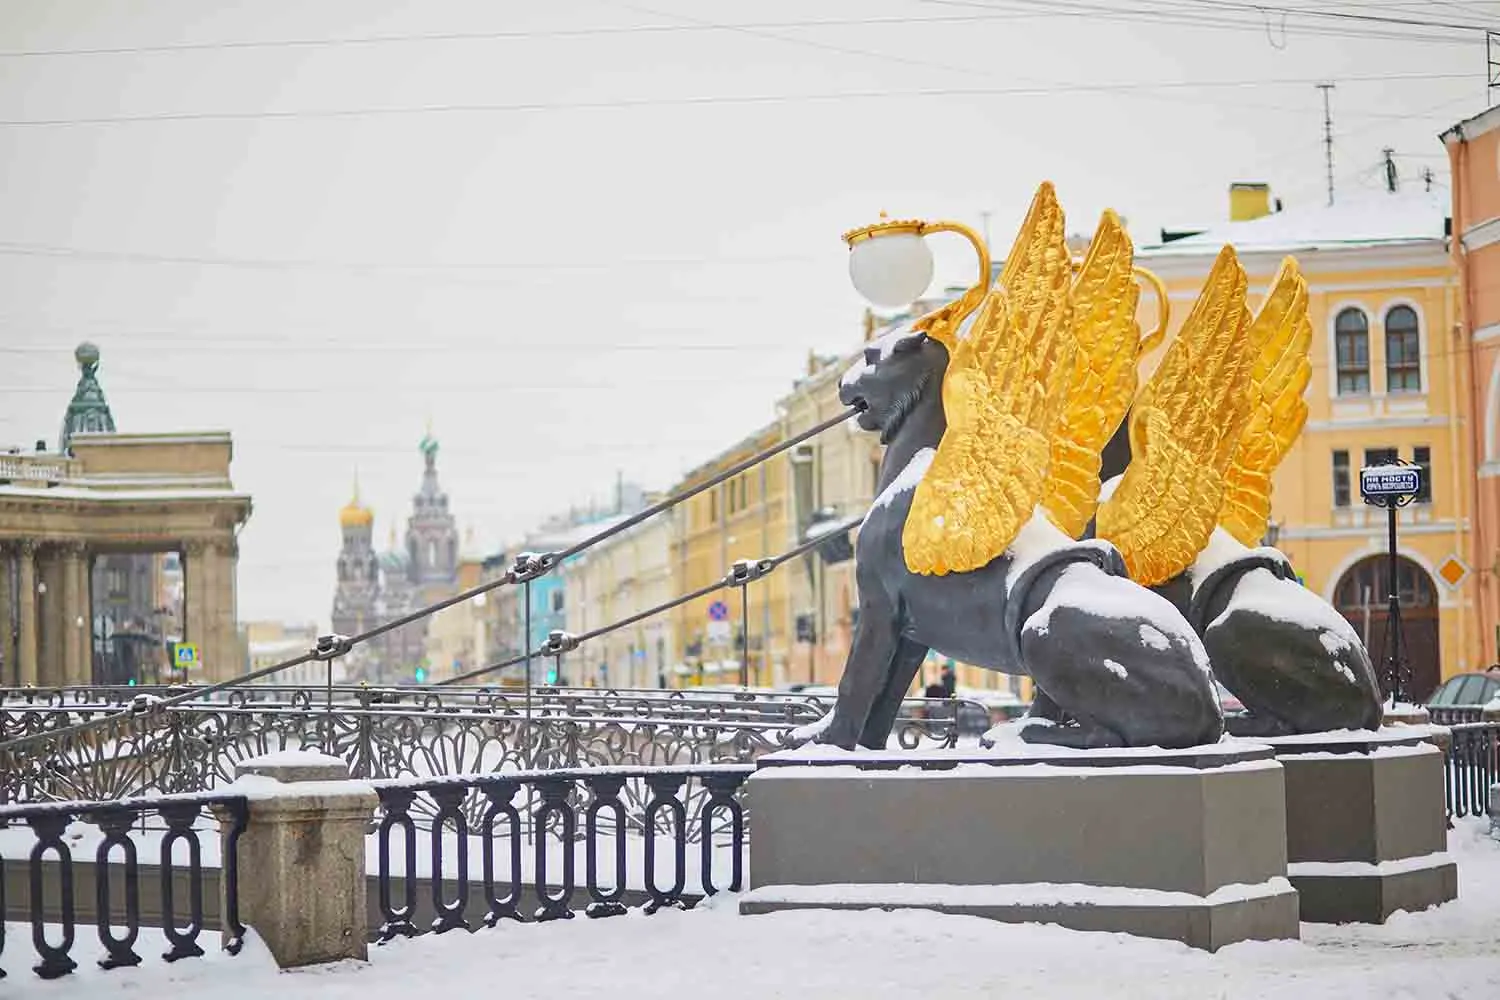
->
[4,820,1497,999]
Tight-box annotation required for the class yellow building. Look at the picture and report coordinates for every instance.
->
[1139,183,1472,697]
[563,506,675,688]
[669,422,791,686]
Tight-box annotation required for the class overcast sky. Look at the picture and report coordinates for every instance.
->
[0,0,1492,626]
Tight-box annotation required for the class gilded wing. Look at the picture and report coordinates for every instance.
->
[1218,256,1312,546]
[1096,246,1253,586]
[903,182,1075,575]
[1041,209,1141,538]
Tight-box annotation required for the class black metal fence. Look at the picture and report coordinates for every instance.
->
[1445,722,1499,820]
[0,684,979,807]
[369,764,752,937]
[0,791,246,981]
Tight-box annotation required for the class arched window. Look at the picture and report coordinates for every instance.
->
[1334,307,1370,396]
[1385,305,1421,393]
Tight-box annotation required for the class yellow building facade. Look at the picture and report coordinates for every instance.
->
[668,422,791,686]
[1139,185,1473,697]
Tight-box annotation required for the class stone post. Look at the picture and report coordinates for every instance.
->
[210,537,240,683]
[225,753,376,968]
[16,540,37,686]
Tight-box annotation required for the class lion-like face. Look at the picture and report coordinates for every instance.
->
[838,326,949,445]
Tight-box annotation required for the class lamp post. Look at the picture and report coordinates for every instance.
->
[1359,462,1422,705]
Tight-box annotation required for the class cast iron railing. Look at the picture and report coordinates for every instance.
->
[0,685,983,808]
[1444,722,1499,820]
[0,790,247,981]
[369,764,752,936]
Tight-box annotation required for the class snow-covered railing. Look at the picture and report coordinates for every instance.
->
[1445,722,1500,821]
[0,686,984,806]
[369,763,752,933]
[0,454,70,484]
[0,789,249,980]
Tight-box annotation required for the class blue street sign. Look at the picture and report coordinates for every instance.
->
[1360,465,1421,499]
[707,600,729,621]
[174,643,199,669]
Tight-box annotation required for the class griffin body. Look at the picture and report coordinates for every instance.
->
[817,181,1381,749]
[819,318,1223,751]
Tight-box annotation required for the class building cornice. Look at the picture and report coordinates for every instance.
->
[1441,104,1500,144]
[1139,239,1450,279]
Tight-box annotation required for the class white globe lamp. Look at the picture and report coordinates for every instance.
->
[847,231,934,309]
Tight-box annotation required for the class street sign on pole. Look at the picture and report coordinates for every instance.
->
[174,642,199,670]
[707,600,728,622]
[1359,465,1421,499]
[1359,462,1422,704]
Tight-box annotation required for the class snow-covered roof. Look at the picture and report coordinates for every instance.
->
[1143,190,1449,258]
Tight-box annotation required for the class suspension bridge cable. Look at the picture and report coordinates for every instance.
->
[439,512,866,686]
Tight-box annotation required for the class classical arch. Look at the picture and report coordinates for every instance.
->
[1333,554,1441,701]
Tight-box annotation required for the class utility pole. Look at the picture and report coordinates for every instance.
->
[1316,83,1336,206]
[1382,148,1397,194]
[979,210,992,252]
[1424,167,1435,193]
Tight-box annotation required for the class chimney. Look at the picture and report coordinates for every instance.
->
[1230,182,1273,222]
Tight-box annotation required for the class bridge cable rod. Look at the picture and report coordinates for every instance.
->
[439,513,864,687]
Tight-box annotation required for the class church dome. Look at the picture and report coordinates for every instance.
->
[340,500,374,529]
[340,475,373,528]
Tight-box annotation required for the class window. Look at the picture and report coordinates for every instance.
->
[1413,445,1432,503]
[1365,447,1397,469]
[550,589,564,613]
[1334,308,1371,395]
[1385,305,1421,393]
[708,489,718,524]
[1332,450,1350,507]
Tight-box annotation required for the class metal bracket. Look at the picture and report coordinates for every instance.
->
[512,551,557,583]
[313,633,353,660]
[726,558,775,586]
[540,630,580,656]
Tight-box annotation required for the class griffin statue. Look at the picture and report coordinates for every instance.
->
[813,182,1382,751]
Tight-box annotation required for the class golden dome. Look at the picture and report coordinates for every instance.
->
[340,501,373,529]
[340,473,373,528]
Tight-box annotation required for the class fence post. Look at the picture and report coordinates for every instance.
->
[224,753,376,968]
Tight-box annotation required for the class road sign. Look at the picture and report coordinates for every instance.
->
[1360,464,1421,500]
[707,600,729,622]
[707,620,731,644]
[1438,555,1470,589]
[174,643,199,670]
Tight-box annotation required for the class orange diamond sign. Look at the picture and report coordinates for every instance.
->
[1437,555,1470,589]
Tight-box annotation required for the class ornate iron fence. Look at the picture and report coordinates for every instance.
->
[1,685,983,808]
[1427,705,1486,726]
[1445,722,1499,820]
[0,790,247,981]
[370,764,752,935]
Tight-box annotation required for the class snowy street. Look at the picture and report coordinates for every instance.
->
[6,819,1497,999]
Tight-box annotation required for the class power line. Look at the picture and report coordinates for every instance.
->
[0,71,1473,128]
[0,3,1488,60]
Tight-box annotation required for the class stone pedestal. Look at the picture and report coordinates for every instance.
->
[225,752,376,968]
[1253,729,1456,924]
[740,743,1299,952]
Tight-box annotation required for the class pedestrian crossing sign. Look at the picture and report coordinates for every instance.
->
[175,643,199,669]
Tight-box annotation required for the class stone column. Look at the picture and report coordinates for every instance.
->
[184,540,208,677]
[16,540,37,686]
[0,542,13,686]
[60,541,85,687]
[76,546,93,685]
[225,754,376,968]
[210,537,240,683]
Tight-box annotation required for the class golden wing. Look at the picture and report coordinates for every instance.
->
[904,182,1075,575]
[1042,209,1141,538]
[1096,246,1254,586]
[1218,256,1312,547]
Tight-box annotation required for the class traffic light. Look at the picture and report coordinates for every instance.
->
[545,666,558,684]
[127,678,137,687]
[414,666,427,683]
